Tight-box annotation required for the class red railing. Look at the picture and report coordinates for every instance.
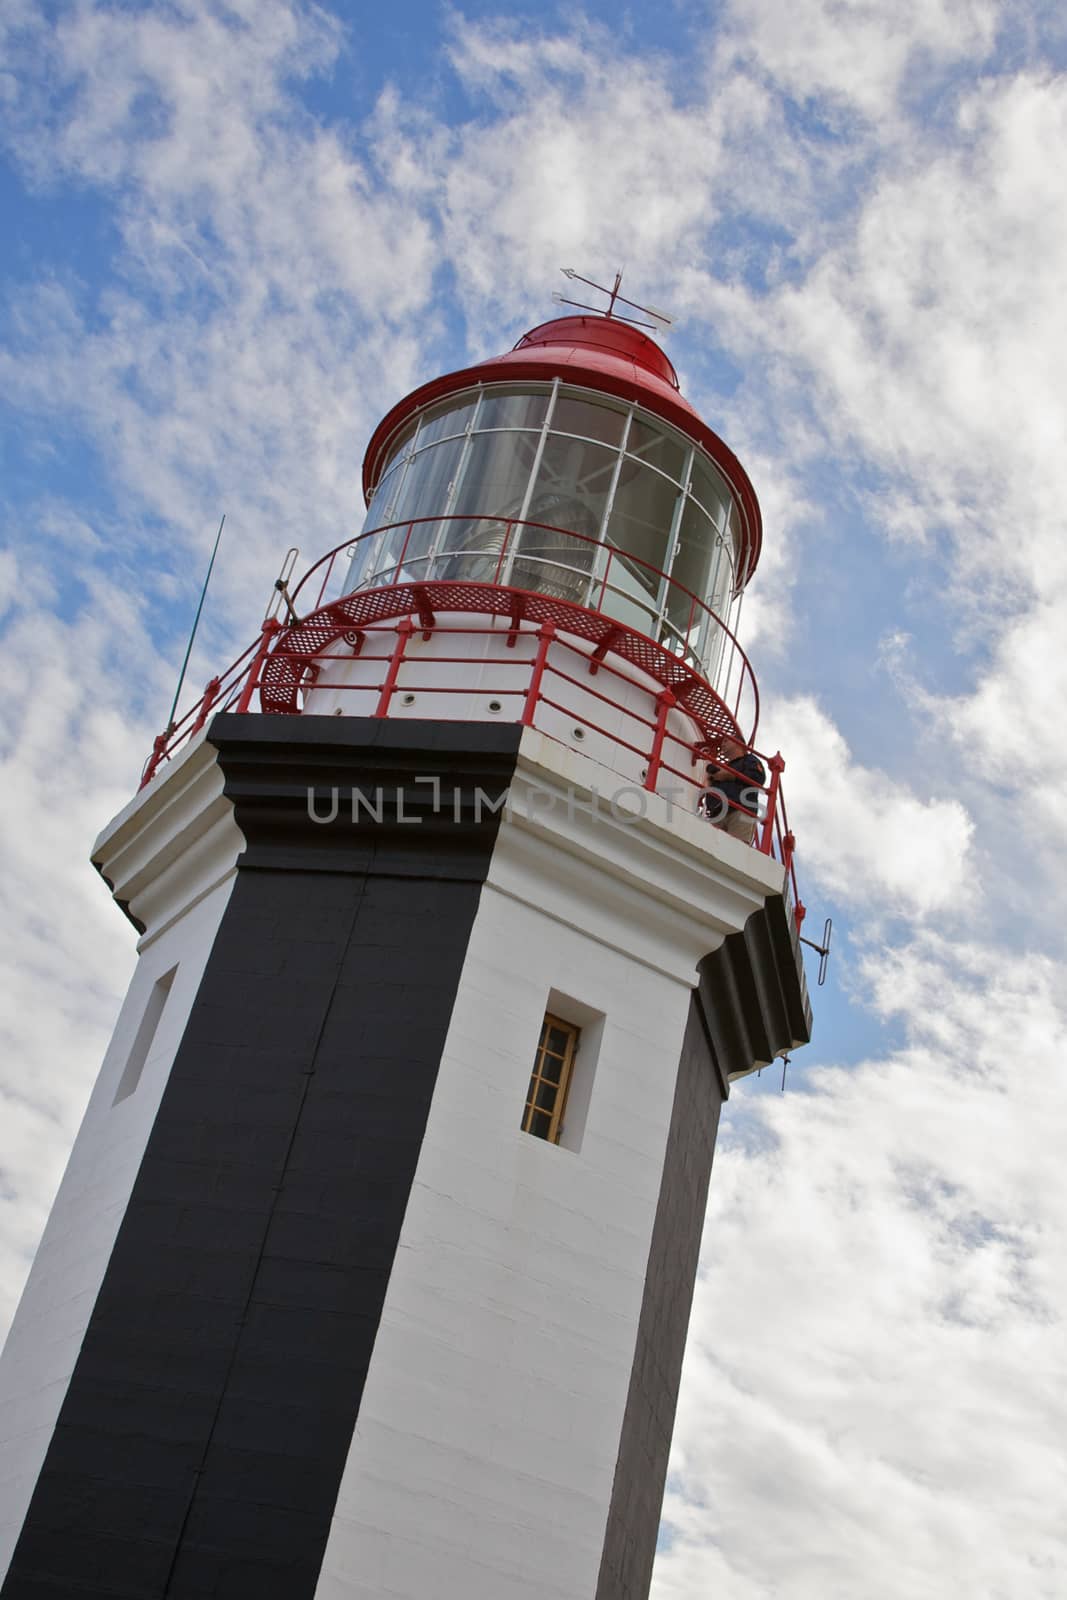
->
[139,521,804,927]
[287,517,758,722]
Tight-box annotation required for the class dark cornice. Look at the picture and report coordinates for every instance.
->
[205,714,523,879]
[695,890,813,1093]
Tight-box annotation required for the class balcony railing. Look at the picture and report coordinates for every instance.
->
[139,520,804,927]
[295,517,756,718]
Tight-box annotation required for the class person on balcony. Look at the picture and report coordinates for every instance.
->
[699,735,765,845]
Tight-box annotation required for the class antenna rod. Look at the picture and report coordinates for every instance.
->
[166,514,225,732]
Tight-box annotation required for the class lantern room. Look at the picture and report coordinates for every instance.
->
[139,307,802,910]
[347,316,761,689]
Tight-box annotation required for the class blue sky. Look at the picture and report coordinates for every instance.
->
[3,3,1067,1596]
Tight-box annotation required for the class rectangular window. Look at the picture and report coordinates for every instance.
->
[113,967,176,1105]
[522,1013,580,1144]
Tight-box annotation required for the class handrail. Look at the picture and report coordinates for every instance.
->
[139,632,263,788]
[136,524,803,926]
[286,517,757,700]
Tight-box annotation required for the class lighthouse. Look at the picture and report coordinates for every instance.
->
[0,300,812,1600]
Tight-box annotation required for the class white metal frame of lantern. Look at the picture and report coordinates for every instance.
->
[348,381,745,683]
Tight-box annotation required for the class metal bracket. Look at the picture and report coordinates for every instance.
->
[799,917,833,986]
[589,628,622,676]
[265,547,300,622]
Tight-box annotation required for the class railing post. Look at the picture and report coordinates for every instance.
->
[492,520,513,586]
[190,676,221,736]
[235,618,281,714]
[759,751,785,855]
[375,617,414,717]
[139,731,170,790]
[313,548,336,610]
[390,522,413,585]
[644,689,676,792]
[522,622,556,727]
[596,546,614,613]
[781,831,805,930]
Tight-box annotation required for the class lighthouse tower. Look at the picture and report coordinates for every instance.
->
[0,307,811,1600]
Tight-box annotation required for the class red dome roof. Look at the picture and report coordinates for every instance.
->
[513,314,681,386]
[362,315,763,583]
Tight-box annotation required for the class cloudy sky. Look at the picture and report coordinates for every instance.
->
[2,0,1066,1594]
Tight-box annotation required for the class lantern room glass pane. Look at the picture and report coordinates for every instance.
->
[349,466,403,588]
[363,456,405,528]
[690,456,729,526]
[436,430,541,583]
[724,502,744,594]
[451,431,539,519]
[375,435,465,579]
[598,463,679,634]
[605,462,679,577]
[417,395,478,450]
[665,497,719,657]
[509,432,614,601]
[376,417,419,482]
[528,434,616,536]
[346,537,377,593]
[550,394,627,448]
[392,437,464,526]
[626,415,687,481]
[476,388,549,432]
[509,525,594,601]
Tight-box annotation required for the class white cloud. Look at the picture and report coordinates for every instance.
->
[686,60,1067,896]
[718,0,999,123]
[0,554,159,1329]
[376,17,772,340]
[760,695,974,916]
[657,933,1067,1598]
[735,68,1067,593]
[759,70,1067,571]
[1,0,441,658]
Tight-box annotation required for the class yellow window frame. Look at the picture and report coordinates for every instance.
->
[522,1013,580,1144]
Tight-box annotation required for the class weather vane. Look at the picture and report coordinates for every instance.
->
[552,267,675,333]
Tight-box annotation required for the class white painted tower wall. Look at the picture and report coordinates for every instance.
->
[312,730,782,1600]
[302,617,712,792]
